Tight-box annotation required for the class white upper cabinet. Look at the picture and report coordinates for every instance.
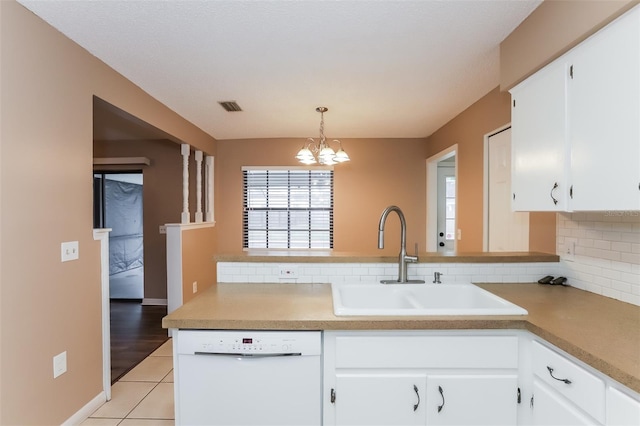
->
[568,6,640,211]
[511,58,570,211]
[510,5,640,212]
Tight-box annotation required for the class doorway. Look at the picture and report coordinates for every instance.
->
[426,145,458,252]
[483,126,529,251]
[94,172,144,299]
[437,160,456,253]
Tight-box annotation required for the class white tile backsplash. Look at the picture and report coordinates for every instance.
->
[557,212,640,306]
[218,261,561,286]
[217,212,639,307]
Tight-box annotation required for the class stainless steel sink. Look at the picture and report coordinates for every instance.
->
[331,283,527,316]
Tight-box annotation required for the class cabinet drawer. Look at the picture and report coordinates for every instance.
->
[532,341,605,423]
[335,335,518,369]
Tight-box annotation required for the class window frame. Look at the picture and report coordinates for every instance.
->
[242,166,334,250]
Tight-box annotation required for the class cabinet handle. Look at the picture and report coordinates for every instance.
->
[437,386,445,413]
[330,388,336,404]
[547,366,572,384]
[570,185,573,199]
[413,385,420,412]
[550,182,559,205]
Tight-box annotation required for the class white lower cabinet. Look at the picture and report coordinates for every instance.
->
[425,374,518,426]
[530,341,605,424]
[531,380,598,425]
[607,386,640,426]
[323,331,520,426]
[322,331,640,426]
[334,373,427,425]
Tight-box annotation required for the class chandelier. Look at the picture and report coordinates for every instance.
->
[296,107,350,165]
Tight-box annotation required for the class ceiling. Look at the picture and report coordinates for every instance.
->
[18,0,541,141]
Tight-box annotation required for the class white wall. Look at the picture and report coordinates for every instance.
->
[557,212,640,306]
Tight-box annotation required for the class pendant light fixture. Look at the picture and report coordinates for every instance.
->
[296,107,350,165]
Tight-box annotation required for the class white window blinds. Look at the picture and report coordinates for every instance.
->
[243,168,334,249]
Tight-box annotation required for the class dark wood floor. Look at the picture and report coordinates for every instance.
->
[110,300,169,383]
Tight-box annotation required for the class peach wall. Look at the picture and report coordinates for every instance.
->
[426,87,556,253]
[0,1,215,424]
[500,0,636,90]
[216,138,427,255]
[182,226,217,304]
[94,139,199,300]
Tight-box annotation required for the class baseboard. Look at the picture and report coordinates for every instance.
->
[62,391,106,425]
[142,298,168,306]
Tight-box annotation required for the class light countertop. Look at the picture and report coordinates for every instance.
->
[163,282,639,392]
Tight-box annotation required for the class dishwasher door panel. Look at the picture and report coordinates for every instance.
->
[177,353,321,425]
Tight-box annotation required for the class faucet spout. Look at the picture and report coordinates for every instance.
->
[377,205,424,284]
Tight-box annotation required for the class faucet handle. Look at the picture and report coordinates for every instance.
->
[405,254,418,263]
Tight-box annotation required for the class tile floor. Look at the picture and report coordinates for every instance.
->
[82,339,175,425]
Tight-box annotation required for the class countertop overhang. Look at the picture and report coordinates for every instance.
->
[215,251,559,264]
[163,282,639,393]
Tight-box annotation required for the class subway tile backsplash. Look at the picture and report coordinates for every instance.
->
[217,261,562,287]
[557,212,640,306]
[218,212,639,307]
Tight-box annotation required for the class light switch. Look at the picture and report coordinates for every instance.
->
[61,241,79,262]
[53,351,67,378]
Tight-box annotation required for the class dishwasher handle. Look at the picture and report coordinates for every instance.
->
[194,352,303,358]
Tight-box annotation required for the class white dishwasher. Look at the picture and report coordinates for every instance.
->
[175,330,322,426]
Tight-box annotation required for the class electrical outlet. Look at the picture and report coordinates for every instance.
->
[279,266,299,279]
[53,351,67,378]
[61,241,79,262]
[159,225,167,234]
[457,229,462,240]
[565,241,576,262]
[192,281,198,293]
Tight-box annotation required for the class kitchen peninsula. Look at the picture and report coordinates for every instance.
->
[165,251,639,425]
[163,282,639,392]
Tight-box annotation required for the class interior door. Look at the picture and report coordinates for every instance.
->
[437,162,455,253]
[487,128,529,251]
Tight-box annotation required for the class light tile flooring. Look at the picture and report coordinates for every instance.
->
[82,339,175,426]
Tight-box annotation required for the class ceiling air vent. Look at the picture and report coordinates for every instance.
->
[218,101,242,112]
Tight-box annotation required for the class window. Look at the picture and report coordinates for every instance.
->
[445,176,456,240]
[243,168,333,249]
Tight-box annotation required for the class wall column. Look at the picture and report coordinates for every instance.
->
[205,155,214,223]
[195,150,203,223]
[181,144,190,224]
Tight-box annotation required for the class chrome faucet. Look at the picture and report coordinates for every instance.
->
[378,205,425,284]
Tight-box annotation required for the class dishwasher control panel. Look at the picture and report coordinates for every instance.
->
[177,330,322,356]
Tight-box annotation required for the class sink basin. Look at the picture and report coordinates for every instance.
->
[332,283,527,316]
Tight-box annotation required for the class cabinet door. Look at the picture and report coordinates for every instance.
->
[425,374,518,426]
[607,386,640,426]
[532,380,601,425]
[568,6,640,211]
[510,58,570,211]
[333,373,426,426]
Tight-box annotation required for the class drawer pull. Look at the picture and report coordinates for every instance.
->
[330,388,336,404]
[413,385,420,412]
[437,386,445,413]
[550,182,559,205]
[547,366,572,384]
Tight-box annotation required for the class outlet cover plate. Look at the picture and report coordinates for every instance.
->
[53,351,67,378]
[61,241,79,262]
